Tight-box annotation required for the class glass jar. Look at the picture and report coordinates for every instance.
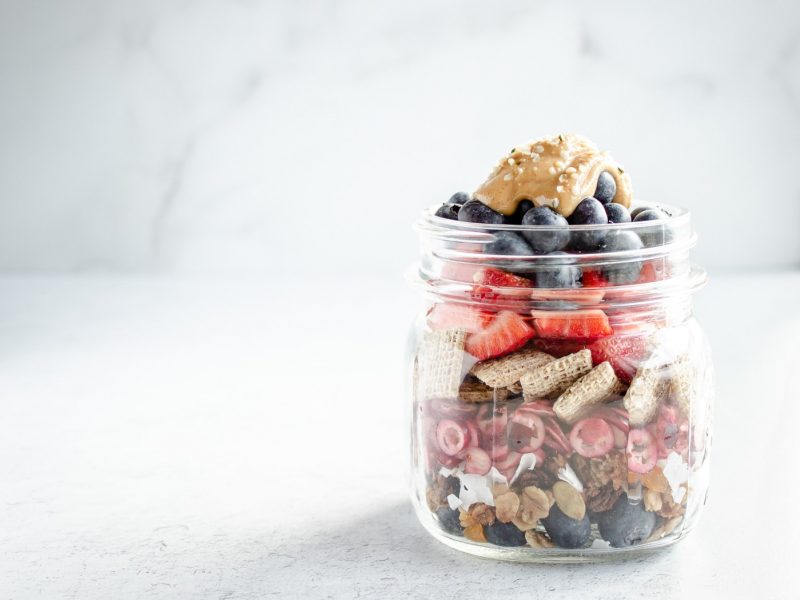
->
[407,203,713,561]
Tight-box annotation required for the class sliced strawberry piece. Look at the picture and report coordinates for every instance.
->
[436,419,469,456]
[427,303,493,334]
[589,406,630,434]
[471,268,534,306]
[542,416,571,454]
[611,425,627,449]
[494,450,521,472]
[532,309,612,340]
[476,404,508,440]
[508,414,545,452]
[652,406,689,458]
[473,268,533,289]
[465,310,536,360]
[581,269,610,288]
[589,334,650,382]
[570,418,614,458]
[627,428,658,473]
[459,446,492,475]
[487,437,510,460]
[464,419,481,448]
[636,261,659,284]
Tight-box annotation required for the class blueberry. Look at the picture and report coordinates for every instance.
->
[600,230,644,284]
[541,505,591,549]
[594,171,617,204]
[568,198,608,251]
[596,496,656,547]
[521,206,570,253]
[448,191,470,205]
[535,251,581,288]
[435,507,463,535]
[458,200,509,225]
[511,199,535,224]
[484,521,527,547]
[633,209,672,247]
[629,205,654,220]
[632,208,667,223]
[604,203,631,224]
[435,203,461,220]
[486,231,534,256]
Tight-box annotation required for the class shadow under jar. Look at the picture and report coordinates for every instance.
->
[407,203,713,562]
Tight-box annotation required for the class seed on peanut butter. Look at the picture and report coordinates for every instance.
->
[552,481,586,521]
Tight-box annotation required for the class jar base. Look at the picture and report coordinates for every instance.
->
[414,502,693,563]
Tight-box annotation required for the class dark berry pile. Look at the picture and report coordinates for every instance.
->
[434,173,672,275]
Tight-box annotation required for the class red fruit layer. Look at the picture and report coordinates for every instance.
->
[588,334,650,383]
[427,303,494,334]
[532,309,612,340]
[465,310,536,360]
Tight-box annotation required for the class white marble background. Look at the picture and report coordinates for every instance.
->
[0,0,799,275]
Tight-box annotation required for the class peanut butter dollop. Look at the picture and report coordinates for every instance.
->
[473,133,632,218]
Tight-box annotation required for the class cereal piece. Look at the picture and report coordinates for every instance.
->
[463,523,487,542]
[471,349,555,388]
[525,530,556,548]
[494,492,521,523]
[670,355,695,418]
[517,486,551,527]
[458,379,510,404]
[553,361,620,423]
[552,481,586,520]
[418,329,467,400]
[520,349,593,399]
[623,364,669,426]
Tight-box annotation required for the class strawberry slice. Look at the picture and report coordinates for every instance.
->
[473,268,533,289]
[427,303,493,334]
[589,334,650,382]
[532,309,612,340]
[471,268,533,305]
[465,310,536,360]
[581,269,610,288]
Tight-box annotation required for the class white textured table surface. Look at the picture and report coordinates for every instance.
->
[1,272,798,599]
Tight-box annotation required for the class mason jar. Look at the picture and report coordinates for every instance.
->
[407,203,713,561]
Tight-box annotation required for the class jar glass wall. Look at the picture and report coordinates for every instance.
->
[407,203,713,561]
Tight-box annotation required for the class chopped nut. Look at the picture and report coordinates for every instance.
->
[647,516,683,542]
[657,490,686,519]
[643,488,663,512]
[570,450,626,512]
[426,475,460,511]
[472,502,496,526]
[494,492,521,523]
[492,483,510,497]
[642,466,669,494]
[552,481,586,520]
[518,486,550,527]
[525,530,556,548]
